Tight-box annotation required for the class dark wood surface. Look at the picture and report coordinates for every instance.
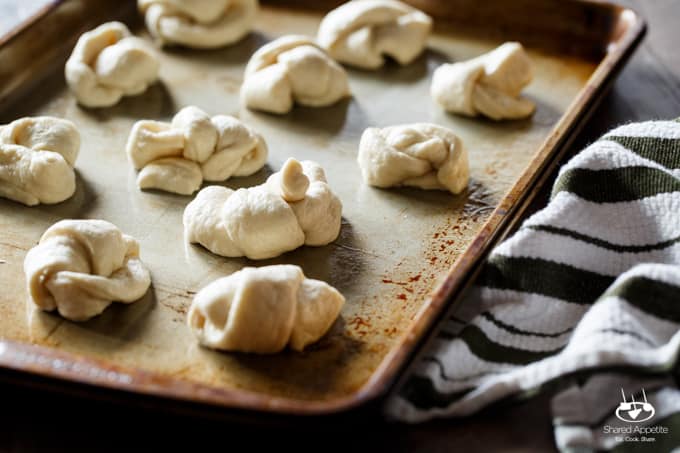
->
[1,1,678,451]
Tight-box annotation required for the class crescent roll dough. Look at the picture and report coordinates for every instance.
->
[317,0,432,69]
[431,42,535,120]
[188,265,345,353]
[65,21,160,108]
[357,123,469,194]
[139,0,258,48]
[241,35,351,114]
[0,117,79,206]
[126,106,268,195]
[24,220,151,321]
[184,158,342,260]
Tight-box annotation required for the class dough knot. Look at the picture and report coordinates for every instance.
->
[317,0,432,69]
[126,106,268,195]
[431,42,535,120]
[357,123,469,194]
[241,35,351,114]
[0,116,80,205]
[23,220,151,321]
[183,159,342,259]
[188,264,345,353]
[139,0,258,48]
[65,22,160,108]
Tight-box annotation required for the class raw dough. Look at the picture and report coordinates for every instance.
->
[431,42,535,120]
[65,21,160,108]
[0,117,79,206]
[241,35,351,114]
[317,0,432,69]
[184,158,342,259]
[139,0,258,48]
[187,264,345,353]
[357,123,469,194]
[126,106,268,195]
[23,219,151,321]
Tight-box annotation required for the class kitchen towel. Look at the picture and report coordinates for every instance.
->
[386,119,680,451]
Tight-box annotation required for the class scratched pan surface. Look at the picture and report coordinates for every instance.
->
[0,0,643,414]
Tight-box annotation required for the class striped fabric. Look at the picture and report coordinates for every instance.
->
[385,119,680,451]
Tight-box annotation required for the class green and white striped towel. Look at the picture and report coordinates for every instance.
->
[386,119,680,451]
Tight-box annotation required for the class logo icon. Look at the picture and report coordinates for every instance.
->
[615,388,655,423]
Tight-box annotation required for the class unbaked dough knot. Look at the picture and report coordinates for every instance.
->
[357,123,469,194]
[23,220,151,321]
[241,35,351,114]
[0,117,80,205]
[317,0,432,69]
[187,264,345,353]
[139,0,258,48]
[126,106,268,195]
[183,158,343,259]
[65,22,160,108]
[431,42,535,120]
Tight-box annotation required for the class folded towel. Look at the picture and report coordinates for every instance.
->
[386,119,680,451]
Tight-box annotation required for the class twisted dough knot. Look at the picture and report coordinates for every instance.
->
[241,35,351,114]
[431,42,535,120]
[0,117,80,206]
[358,123,469,194]
[188,264,345,353]
[23,220,151,321]
[139,0,258,48]
[317,0,432,69]
[65,22,159,108]
[126,106,268,195]
[184,158,343,260]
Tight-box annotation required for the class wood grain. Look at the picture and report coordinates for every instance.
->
[0,0,677,451]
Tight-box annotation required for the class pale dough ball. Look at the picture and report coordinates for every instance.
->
[187,264,345,353]
[357,123,469,194]
[317,0,432,69]
[0,116,80,206]
[431,42,535,120]
[139,0,258,48]
[65,21,160,108]
[126,106,268,195]
[23,219,152,321]
[241,35,351,114]
[183,158,343,259]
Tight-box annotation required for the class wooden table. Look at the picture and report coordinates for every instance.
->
[1,1,678,451]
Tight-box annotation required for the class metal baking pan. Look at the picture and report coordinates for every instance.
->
[0,0,644,417]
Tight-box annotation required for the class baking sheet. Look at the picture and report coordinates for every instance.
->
[0,5,597,404]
